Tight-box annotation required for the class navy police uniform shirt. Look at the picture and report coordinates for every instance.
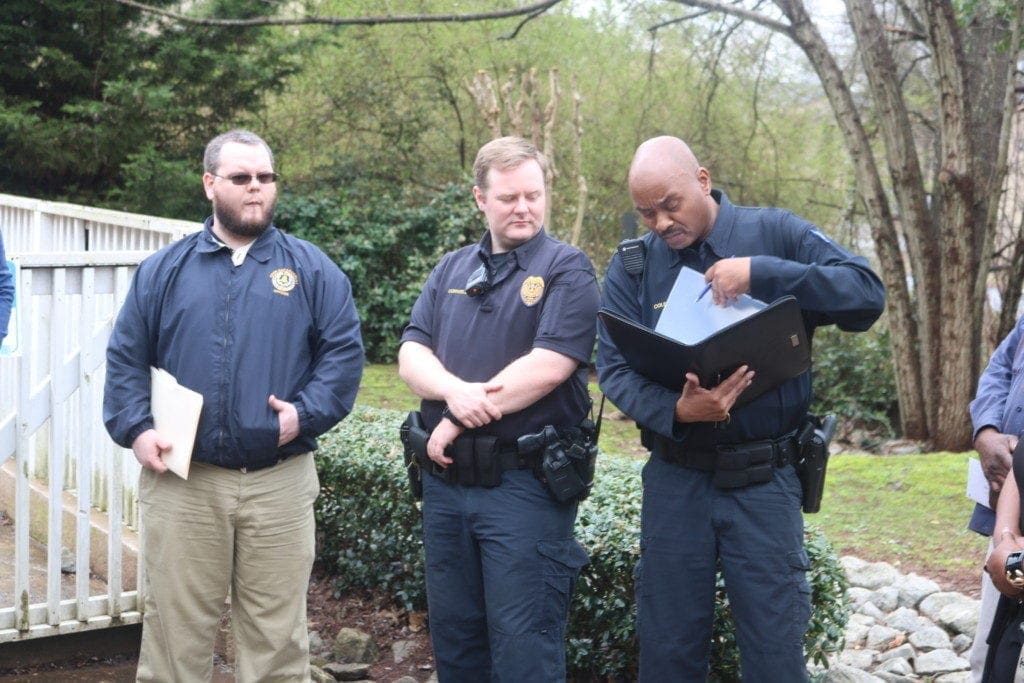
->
[597,190,885,450]
[402,228,600,441]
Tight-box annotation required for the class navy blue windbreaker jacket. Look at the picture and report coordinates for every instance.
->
[103,219,364,469]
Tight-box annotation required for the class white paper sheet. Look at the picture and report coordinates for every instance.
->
[654,266,767,345]
[967,457,992,509]
[150,367,203,480]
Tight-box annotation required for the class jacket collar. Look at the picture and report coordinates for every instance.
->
[197,216,277,263]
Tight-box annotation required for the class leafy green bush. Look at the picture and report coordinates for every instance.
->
[811,324,898,434]
[315,407,848,678]
[276,183,482,363]
[314,406,426,611]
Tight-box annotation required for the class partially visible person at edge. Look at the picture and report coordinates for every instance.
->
[0,231,14,343]
[397,136,600,681]
[597,135,885,681]
[973,314,1024,681]
[103,129,364,682]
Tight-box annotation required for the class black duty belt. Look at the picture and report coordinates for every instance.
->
[416,433,544,488]
[647,431,799,471]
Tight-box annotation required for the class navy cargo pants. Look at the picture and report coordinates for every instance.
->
[637,454,811,682]
[421,468,589,682]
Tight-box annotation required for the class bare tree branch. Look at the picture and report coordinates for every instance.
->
[109,0,564,28]
[881,24,926,41]
[501,4,555,39]
[648,10,712,33]
[662,0,792,36]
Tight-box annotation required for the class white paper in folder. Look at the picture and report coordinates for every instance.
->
[150,367,203,479]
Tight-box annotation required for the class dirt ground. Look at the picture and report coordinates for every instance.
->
[0,565,435,682]
[0,553,980,682]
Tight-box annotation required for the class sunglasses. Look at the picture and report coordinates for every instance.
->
[212,172,281,185]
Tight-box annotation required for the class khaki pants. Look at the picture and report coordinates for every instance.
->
[136,454,319,683]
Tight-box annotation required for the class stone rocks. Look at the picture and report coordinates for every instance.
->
[826,555,979,681]
[323,662,372,681]
[310,664,335,682]
[333,627,379,664]
[937,601,980,637]
[392,639,416,664]
[311,625,432,682]
[843,557,901,590]
[893,574,941,609]
[914,649,969,676]
[907,626,951,651]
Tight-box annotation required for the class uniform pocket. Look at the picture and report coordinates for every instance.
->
[535,538,590,631]
[235,399,281,456]
[787,548,813,642]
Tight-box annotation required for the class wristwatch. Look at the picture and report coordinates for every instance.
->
[441,405,467,430]
[1005,550,1024,589]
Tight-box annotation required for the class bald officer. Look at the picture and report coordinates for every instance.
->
[598,135,884,681]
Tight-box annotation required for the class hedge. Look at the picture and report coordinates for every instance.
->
[314,406,848,679]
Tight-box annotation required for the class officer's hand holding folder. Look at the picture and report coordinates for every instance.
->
[598,266,810,407]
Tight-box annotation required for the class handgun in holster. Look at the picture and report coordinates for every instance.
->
[795,414,837,513]
[519,420,599,503]
[399,411,430,500]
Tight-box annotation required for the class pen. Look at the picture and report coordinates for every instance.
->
[695,255,736,302]
[695,282,712,302]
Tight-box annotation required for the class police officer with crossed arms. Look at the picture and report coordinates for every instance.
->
[398,136,600,681]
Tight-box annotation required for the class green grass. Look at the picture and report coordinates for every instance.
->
[356,364,986,592]
[813,452,985,591]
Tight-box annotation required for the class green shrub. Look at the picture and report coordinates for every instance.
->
[811,324,898,434]
[276,183,482,363]
[314,406,426,611]
[315,406,849,678]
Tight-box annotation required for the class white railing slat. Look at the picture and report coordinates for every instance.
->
[77,268,97,618]
[47,268,67,624]
[1,193,201,641]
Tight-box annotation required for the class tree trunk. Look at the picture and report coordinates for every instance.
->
[773,0,928,438]
[920,0,977,449]
[844,0,940,437]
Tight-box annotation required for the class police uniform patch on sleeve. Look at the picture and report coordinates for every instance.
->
[809,228,832,244]
[270,268,299,296]
[520,275,544,306]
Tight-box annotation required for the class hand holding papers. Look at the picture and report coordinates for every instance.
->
[655,267,766,344]
[149,367,203,479]
[599,266,810,406]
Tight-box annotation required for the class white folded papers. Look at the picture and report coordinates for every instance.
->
[654,266,767,345]
[150,367,203,479]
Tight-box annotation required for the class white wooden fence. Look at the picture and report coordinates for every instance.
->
[0,193,200,642]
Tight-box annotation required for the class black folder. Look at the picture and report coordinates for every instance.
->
[598,296,811,407]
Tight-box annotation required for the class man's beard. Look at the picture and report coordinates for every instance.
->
[213,197,276,239]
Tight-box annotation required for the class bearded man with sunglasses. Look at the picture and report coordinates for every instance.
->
[398,136,600,681]
[103,129,364,681]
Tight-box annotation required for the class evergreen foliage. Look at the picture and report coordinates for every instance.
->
[276,182,482,363]
[811,325,898,434]
[0,0,304,217]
